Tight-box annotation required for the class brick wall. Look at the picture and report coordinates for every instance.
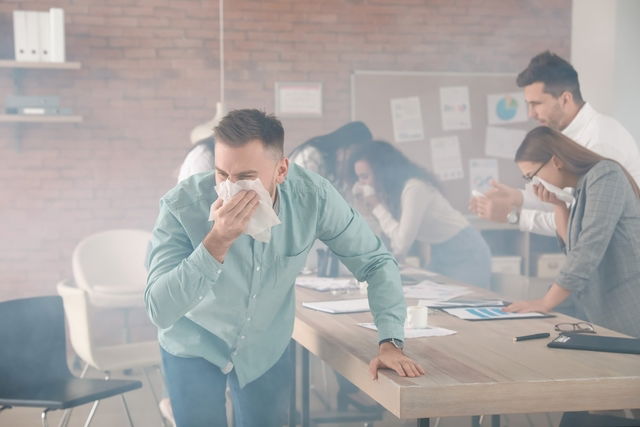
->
[0,0,570,299]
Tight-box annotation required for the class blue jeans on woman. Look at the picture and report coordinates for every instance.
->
[161,346,291,427]
[428,226,492,288]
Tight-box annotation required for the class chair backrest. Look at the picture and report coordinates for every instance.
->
[72,229,152,294]
[56,280,98,368]
[0,296,71,389]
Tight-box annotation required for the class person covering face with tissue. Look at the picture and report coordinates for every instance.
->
[469,51,640,234]
[504,126,640,339]
[145,109,424,427]
[348,140,492,288]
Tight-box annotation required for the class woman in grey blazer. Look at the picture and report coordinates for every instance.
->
[504,126,640,338]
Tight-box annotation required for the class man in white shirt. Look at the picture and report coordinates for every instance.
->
[469,51,640,236]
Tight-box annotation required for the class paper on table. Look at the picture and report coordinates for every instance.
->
[302,298,369,314]
[400,267,439,285]
[419,299,506,308]
[403,280,471,300]
[358,322,457,338]
[443,306,548,320]
[296,276,359,292]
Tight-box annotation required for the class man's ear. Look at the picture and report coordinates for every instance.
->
[275,157,289,184]
[560,90,573,108]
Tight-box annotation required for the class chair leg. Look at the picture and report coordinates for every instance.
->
[120,394,135,427]
[82,400,100,427]
[81,370,108,427]
[42,408,50,427]
[143,366,168,426]
[58,362,91,427]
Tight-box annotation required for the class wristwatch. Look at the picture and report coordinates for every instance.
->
[379,338,404,350]
[506,208,520,225]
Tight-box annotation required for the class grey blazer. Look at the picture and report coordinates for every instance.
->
[557,160,640,337]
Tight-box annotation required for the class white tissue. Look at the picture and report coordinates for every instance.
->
[471,189,488,199]
[352,182,376,198]
[210,178,281,243]
[531,176,574,204]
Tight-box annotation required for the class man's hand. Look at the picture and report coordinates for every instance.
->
[368,342,426,380]
[469,180,522,223]
[503,298,551,313]
[203,190,259,262]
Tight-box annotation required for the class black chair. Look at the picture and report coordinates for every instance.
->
[0,295,141,427]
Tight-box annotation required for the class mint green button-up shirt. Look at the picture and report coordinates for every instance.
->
[145,164,406,387]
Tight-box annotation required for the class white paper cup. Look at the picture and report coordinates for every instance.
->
[406,305,429,329]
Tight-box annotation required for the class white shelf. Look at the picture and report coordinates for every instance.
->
[0,60,81,70]
[0,114,83,123]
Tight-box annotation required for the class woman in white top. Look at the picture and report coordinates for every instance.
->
[349,140,492,288]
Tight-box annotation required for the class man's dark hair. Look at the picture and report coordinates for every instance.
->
[214,109,284,155]
[516,51,584,104]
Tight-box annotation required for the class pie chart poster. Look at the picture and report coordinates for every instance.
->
[487,92,528,125]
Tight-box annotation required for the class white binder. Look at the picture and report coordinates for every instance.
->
[49,8,65,63]
[13,10,28,61]
[38,11,51,62]
[24,11,40,62]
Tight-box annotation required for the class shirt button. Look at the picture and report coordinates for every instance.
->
[252,294,257,299]
[256,266,261,271]
[246,317,251,322]
[232,351,238,356]
[240,335,245,340]
[198,296,203,300]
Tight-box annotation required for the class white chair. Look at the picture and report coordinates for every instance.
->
[72,229,153,346]
[72,229,152,308]
[57,279,163,427]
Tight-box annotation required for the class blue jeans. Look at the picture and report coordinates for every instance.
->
[428,226,492,288]
[161,346,291,427]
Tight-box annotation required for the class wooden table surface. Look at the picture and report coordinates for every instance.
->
[293,278,640,420]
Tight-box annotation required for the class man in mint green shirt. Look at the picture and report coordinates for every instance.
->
[145,109,424,427]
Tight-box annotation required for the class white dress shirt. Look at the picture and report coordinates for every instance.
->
[519,103,640,235]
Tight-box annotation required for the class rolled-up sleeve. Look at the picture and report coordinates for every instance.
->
[556,167,625,293]
[145,199,224,329]
[316,182,405,342]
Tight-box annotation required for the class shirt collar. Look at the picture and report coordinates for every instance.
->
[273,186,280,215]
[562,102,595,140]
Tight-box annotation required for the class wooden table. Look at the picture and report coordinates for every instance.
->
[292,279,640,426]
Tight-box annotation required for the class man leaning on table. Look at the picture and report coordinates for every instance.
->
[145,109,424,427]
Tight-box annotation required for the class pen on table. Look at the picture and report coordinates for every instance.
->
[513,332,551,342]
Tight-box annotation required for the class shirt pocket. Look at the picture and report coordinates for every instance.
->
[273,249,310,290]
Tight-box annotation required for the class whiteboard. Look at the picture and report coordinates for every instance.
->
[351,70,534,211]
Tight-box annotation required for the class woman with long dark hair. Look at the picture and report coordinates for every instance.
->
[348,140,492,288]
[505,126,640,338]
[289,121,373,195]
